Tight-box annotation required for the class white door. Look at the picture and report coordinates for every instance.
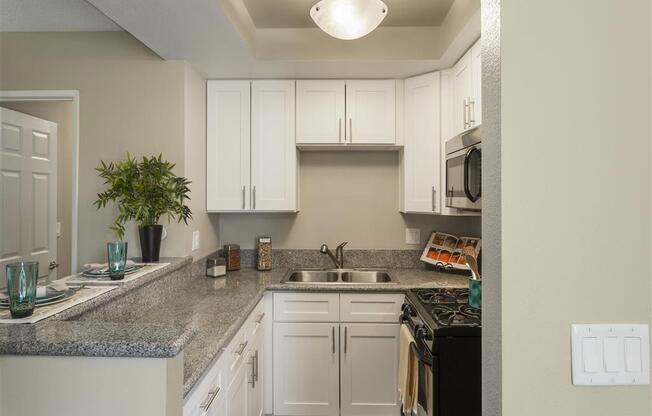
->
[227,353,249,416]
[247,332,264,416]
[470,39,482,128]
[207,80,251,212]
[345,80,396,144]
[453,50,473,136]
[273,322,340,416]
[251,80,297,211]
[401,72,441,214]
[340,324,401,416]
[296,80,345,144]
[0,108,57,286]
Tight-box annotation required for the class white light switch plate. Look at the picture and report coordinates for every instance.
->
[571,324,650,386]
[405,228,420,245]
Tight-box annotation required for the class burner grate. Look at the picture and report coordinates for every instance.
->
[414,288,481,328]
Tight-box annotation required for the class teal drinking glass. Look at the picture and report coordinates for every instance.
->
[107,242,128,280]
[6,261,39,318]
[468,277,482,309]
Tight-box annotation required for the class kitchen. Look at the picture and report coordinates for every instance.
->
[0,1,650,416]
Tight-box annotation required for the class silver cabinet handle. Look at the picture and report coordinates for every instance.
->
[339,118,342,143]
[469,99,476,125]
[248,350,258,388]
[344,326,348,354]
[332,326,335,354]
[199,386,220,412]
[349,118,353,143]
[252,186,256,210]
[235,340,248,356]
[255,313,265,324]
[463,98,469,129]
[242,186,246,210]
[432,186,436,211]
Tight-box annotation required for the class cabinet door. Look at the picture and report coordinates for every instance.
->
[345,80,396,144]
[227,352,249,416]
[207,80,251,211]
[470,39,482,128]
[340,324,401,416]
[401,72,441,214]
[251,80,297,211]
[453,50,472,136]
[247,332,264,416]
[273,323,340,416]
[296,80,345,144]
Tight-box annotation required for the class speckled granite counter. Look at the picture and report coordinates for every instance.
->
[0,257,469,397]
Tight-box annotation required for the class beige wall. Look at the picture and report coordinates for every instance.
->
[501,1,651,415]
[219,151,480,249]
[0,101,73,278]
[183,63,219,259]
[0,32,219,268]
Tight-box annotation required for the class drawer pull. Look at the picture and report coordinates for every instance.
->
[255,313,265,324]
[235,340,248,356]
[199,386,220,412]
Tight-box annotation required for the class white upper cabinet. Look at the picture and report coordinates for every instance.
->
[207,80,297,213]
[453,49,473,137]
[207,80,251,211]
[296,80,396,146]
[448,38,482,141]
[345,80,396,144]
[251,80,297,211]
[400,72,441,214]
[296,80,345,144]
[470,40,482,127]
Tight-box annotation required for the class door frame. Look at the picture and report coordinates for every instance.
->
[0,90,81,274]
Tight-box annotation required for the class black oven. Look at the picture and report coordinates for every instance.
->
[401,292,481,416]
[445,129,481,212]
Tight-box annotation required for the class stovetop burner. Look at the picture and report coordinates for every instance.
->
[413,288,481,328]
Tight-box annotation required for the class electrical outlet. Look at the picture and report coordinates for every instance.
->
[192,230,200,251]
[405,228,421,245]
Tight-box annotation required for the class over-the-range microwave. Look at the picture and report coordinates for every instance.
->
[445,128,481,211]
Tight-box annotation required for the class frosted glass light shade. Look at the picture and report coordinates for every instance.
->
[310,0,388,40]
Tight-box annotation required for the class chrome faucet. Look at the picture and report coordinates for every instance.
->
[320,242,348,269]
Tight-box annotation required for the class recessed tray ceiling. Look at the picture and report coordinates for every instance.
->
[242,0,455,28]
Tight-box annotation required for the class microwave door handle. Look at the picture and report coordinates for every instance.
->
[464,147,481,203]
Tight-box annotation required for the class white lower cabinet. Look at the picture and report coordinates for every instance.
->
[247,331,264,416]
[273,322,340,416]
[340,323,401,416]
[273,293,402,416]
[227,355,248,416]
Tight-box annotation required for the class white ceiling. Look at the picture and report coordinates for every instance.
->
[241,0,455,28]
[0,0,121,31]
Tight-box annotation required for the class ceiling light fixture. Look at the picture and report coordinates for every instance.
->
[310,0,388,41]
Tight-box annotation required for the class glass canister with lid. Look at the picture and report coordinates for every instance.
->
[256,237,272,271]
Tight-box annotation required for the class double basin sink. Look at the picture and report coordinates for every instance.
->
[282,269,395,284]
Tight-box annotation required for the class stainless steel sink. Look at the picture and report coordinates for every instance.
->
[283,269,394,284]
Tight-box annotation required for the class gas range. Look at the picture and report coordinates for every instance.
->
[401,288,481,351]
[400,288,482,416]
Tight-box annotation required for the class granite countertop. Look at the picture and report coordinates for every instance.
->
[0,261,469,397]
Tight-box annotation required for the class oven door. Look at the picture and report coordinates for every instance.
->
[445,144,481,211]
[410,341,437,416]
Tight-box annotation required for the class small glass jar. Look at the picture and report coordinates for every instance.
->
[257,237,272,271]
[224,244,241,271]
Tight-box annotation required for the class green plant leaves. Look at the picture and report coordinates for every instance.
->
[93,153,193,241]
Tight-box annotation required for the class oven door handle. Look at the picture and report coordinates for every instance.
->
[410,341,434,366]
[463,147,481,203]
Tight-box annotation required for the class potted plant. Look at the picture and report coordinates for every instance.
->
[94,154,192,262]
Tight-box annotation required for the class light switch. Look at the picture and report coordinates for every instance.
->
[571,324,650,386]
[192,230,200,251]
[405,228,420,245]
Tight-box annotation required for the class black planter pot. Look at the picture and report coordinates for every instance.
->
[139,225,163,262]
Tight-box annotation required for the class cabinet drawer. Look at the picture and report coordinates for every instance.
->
[340,293,405,323]
[273,292,340,322]
[183,353,228,416]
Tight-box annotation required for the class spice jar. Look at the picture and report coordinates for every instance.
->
[223,244,241,271]
[257,237,272,271]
